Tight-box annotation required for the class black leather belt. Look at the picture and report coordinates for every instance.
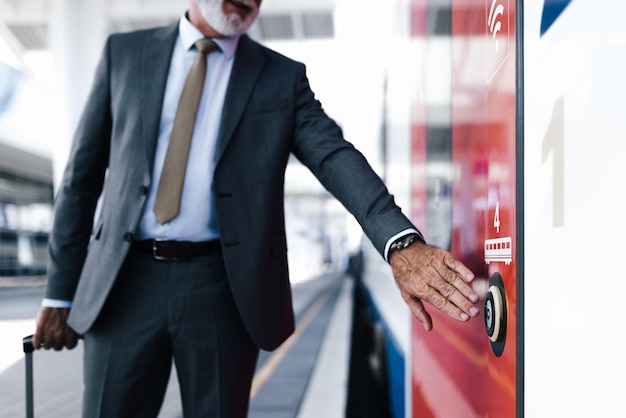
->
[133,239,221,261]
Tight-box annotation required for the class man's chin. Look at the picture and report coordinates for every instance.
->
[196,0,258,37]
[213,18,252,37]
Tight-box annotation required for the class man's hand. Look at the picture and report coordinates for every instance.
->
[389,241,480,331]
[33,307,79,351]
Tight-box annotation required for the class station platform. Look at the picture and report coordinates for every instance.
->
[0,273,356,418]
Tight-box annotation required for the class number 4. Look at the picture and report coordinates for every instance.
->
[494,201,501,233]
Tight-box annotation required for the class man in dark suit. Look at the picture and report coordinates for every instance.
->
[33,0,480,416]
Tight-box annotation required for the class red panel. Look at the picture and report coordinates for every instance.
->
[410,0,518,416]
[410,0,427,230]
[411,123,427,229]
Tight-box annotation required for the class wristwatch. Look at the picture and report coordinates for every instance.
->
[389,233,418,253]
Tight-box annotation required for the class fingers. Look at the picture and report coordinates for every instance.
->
[424,283,480,322]
[390,242,480,326]
[33,311,50,350]
[404,294,433,331]
[436,257,479,302]
[33,307,78,351]
[471,277,491,301]
[444,254,475,282]
[433,254,479,304]
[32,330,43,349]
[431,279,480,319]
[65,330,79,350]
[420,259,478,321]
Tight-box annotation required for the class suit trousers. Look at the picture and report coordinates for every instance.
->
[81,246,259,418]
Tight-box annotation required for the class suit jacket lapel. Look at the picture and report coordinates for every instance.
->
[215,34,266,164]
[141,22,179,173]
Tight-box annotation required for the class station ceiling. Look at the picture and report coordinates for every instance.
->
[0,0,336,55]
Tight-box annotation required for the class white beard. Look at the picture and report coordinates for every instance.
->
[195,0,259,37]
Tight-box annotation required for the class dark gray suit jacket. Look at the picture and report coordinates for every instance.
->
[45,22,415,350]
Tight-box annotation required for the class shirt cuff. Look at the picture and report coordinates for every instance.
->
[384,228,425,262]
[42,298,73,308]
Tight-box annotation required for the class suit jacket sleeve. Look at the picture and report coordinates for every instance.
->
[289,63,417,256]
[45,38,112,301]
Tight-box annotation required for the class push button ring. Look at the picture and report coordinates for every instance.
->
[484,272,507,357]
[485,285,505,343]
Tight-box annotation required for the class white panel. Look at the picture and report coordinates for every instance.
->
[524,1,626,417]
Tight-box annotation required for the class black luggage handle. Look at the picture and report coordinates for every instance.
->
[23,334,34,418]
[23,334,34,353]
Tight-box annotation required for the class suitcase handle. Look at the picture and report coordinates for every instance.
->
[23,335,34,353]
[23,335,35,418]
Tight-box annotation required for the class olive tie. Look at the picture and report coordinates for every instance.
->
[153,39,218,224]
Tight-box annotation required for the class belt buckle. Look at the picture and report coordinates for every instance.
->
[152,239,178,261]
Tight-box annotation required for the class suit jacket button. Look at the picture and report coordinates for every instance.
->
[138,185,148,195]
[123,232,134,242]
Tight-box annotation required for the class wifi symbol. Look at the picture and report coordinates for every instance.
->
[488,0,505,53]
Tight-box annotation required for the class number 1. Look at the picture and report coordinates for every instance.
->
[542,97,565,227]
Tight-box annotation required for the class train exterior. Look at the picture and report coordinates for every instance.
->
[360,0,626,416]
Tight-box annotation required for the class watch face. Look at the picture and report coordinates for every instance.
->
[394,234,415,250]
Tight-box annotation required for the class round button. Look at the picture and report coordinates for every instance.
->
[123,232,134,242]
[485,298,494,330]
[485,285,505,343]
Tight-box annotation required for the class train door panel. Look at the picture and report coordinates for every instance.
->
[410,0,521,416]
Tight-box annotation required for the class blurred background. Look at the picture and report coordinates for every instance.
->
[0,1,402,416]
[0,0,398,284]
[5,2,626,418]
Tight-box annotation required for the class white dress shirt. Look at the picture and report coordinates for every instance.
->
[135,14,238,241]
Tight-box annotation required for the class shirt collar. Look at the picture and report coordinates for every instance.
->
[178,12,239,60]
